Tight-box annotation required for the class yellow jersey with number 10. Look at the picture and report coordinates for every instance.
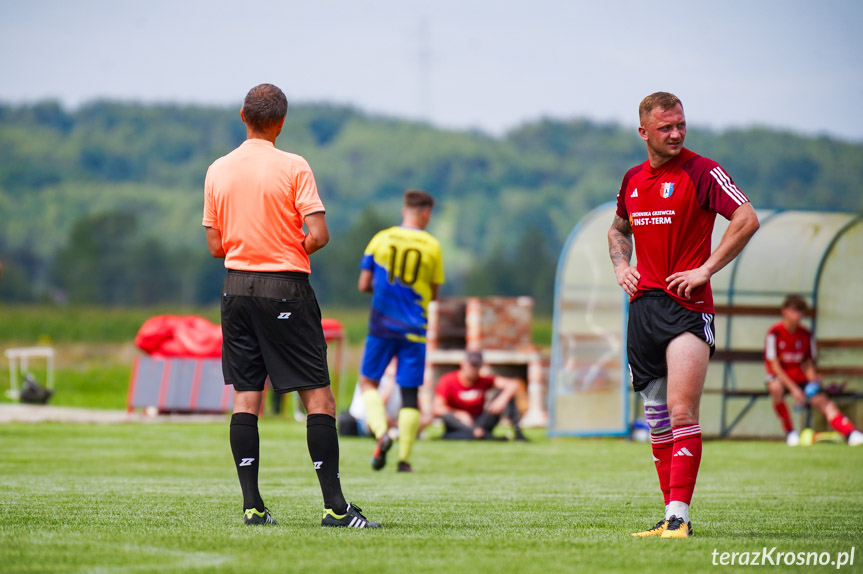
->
[360,226,444,342]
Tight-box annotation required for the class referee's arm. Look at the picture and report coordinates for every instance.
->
[303,212,329,255]
[205,227,226,258]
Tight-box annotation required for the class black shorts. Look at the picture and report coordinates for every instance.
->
[627,291,715,392]
[220,270,330,394]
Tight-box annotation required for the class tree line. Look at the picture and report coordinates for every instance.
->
[0,100,861,313]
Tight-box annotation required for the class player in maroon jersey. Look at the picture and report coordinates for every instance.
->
[765,294,863,447]
[608,92,760,539]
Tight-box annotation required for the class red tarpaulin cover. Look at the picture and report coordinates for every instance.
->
[135,316,345,359]
[134,315,223,358]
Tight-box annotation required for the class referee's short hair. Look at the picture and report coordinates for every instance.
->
[403,189,435,210]
[243,84,288,132]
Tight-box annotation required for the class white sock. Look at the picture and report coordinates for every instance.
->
[666,501,689,524]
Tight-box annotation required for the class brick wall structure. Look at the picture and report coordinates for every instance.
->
[426,296,548,427]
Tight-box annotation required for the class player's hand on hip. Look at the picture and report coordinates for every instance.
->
[666,266,710,299]
[615,266,640,296]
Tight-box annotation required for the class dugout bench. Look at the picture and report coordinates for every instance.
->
[711,304,863,437]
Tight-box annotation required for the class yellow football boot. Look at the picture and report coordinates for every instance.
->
[660,516,693,539]
[631,519,668,537]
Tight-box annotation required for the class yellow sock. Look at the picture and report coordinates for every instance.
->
[362,388,388,439]
[398,408,420,463]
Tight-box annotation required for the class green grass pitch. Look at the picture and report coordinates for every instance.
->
[1,421,861,573]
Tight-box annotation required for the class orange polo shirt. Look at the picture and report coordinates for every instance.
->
[203,139,325,272]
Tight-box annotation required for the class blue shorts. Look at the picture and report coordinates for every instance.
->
[360,335,426,388]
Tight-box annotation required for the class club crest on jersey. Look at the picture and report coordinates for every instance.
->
[661,182,675,198]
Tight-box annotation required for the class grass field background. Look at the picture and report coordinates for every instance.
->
[2,306,861,572]
[1,421,861,574]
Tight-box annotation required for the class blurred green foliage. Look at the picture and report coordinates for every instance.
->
[1,101,861,314]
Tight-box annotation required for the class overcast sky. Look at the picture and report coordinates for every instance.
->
[2,0,862,141]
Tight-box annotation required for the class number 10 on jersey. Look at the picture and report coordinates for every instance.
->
[387,246,422,286]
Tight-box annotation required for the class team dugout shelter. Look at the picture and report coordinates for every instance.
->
[548,203,863,438]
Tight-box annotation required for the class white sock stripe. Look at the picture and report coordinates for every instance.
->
[650,431,674,444]
[710,167,747,205]
[672,428,702,440]
[651,436,674,445]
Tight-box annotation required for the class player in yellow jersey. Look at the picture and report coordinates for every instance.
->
[358,190,445,472]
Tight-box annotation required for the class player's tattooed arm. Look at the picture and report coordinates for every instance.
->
[608,215,639,295]
[608,215,633,268]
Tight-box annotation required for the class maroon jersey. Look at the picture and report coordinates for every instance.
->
[764,321,816,384]
[435,371,495,419]
[616,147,749,313]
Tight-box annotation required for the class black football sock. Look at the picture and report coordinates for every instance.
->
[306,413,348,514]
[230,412,265,512]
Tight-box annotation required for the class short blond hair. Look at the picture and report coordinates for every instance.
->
[639,92,683,123]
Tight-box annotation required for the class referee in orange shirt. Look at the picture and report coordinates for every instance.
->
[203,83,380,528]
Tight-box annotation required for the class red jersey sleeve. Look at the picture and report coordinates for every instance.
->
[764,323,780,374]
[686,157,749,220]
[615,166,642,220]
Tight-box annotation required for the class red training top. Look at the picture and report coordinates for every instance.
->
[764,321,816,385]
[615,147,749,313]
[435,370,495,419]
